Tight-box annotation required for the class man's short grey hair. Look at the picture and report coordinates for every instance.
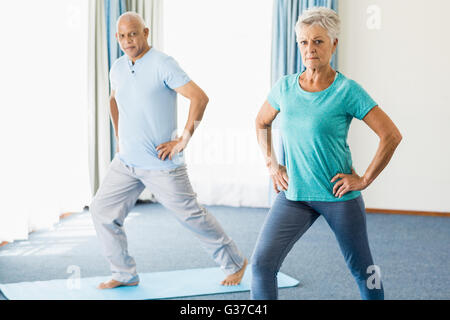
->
[116,11,146,32]
[295,7,341,44]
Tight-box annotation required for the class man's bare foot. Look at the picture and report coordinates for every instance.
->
[221,258,248,286]
[97,279,139,289]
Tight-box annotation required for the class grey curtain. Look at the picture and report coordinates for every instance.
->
[87,0,112,197]
[126,0,163,49]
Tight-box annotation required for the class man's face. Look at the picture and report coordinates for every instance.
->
[116,19,149,59]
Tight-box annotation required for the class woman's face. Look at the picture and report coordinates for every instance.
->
[298,24,337,70]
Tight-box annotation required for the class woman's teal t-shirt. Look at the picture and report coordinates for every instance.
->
[268,71,377,202]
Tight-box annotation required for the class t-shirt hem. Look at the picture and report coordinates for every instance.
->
[138,164,182,171]
[285,191,361,202]
[118,155,185,171]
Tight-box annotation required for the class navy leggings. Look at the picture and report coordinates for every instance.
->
[251,191,384,300]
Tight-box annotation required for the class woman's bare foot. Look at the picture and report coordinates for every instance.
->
[97,279,139,289]
[220,258,248,286]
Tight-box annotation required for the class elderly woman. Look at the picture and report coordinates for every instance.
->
[252,7,402,300]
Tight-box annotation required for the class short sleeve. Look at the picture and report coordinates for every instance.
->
[109,59,120,92]
[109,69,117,92]
[267,78,283,111]
[162,56,191,90]
[346,80,378,120]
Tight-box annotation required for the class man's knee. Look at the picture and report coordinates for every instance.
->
[184,205,208,221]
[167,196,207,221]
[89,197,110,222]
[89,197,99,215]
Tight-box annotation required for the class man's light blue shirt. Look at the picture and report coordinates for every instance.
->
[110,48,191,170]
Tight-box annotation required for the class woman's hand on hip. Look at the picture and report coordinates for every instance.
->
[331,168,368,198]
[270,164,289,193]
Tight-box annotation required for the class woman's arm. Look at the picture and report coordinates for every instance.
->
[360,106,403,186]
[332,106,403,198]
[256,100,289,193]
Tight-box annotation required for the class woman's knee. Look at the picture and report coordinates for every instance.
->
[251,248,279,276]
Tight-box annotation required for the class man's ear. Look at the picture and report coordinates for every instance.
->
[115,32,118,40]
[144,27,149,38]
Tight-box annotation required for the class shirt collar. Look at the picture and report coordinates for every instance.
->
[126,46,153,66]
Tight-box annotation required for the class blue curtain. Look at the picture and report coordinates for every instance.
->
[269,0,338,204]
[105,0,127,160]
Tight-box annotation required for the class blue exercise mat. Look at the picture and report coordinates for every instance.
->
[0,266,299,300]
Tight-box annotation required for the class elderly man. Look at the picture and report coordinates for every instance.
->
[90,12,247,289]
[252,7,402,299]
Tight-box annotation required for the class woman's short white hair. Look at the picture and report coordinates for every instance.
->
[295,7,340,44]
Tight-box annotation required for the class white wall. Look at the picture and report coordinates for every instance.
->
[339,0,450,212]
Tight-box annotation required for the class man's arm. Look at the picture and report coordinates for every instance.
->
[156,81,209,160]
[110,90,119,152]
[175,80,209,140]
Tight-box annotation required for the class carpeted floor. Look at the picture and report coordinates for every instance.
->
[0,202,449,300]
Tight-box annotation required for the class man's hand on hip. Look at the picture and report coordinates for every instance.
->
[156,138,187,161]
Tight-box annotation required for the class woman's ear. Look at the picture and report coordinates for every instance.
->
[332,38,339,54]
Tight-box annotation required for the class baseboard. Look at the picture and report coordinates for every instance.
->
[59,212,76,219]
[0,212,78,249]
[366,208,450,217]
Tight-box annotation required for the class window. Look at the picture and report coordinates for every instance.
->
[0,0,90,241]
[163,0,273,207]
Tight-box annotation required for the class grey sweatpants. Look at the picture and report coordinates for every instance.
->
[89,154,245,283]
